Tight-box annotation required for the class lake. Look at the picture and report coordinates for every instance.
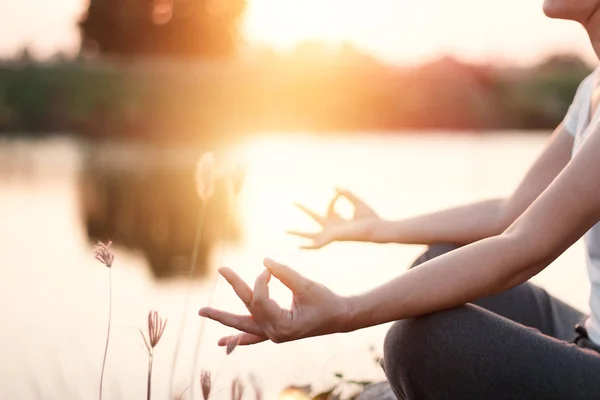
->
[0,132,590,399]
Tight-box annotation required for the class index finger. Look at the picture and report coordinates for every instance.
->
[327,192,341,216]
[252,269,281,318]
[264,258,310,293]
[253,268,272,306]
[336,188,368,208]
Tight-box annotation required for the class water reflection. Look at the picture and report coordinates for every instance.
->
[80,144,238,278]
[78,141,241,279]
[0,133,592,400]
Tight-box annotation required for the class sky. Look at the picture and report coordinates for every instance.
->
[0,0,597,66]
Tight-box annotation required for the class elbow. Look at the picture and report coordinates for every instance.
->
[484,198,513,238]
[493,199,515,236]
[500,228,556,283]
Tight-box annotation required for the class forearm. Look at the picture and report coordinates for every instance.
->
[365,198,507,245]
[344,232,545,332]
[356,128,573,247]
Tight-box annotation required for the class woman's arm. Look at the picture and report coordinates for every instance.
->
[199,124,600,345]
[293,125,574,248]
[367,124,575,245]
[347,125,600,330]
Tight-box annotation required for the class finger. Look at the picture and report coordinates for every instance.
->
[327,192,341,216]
[198,308,264,336]
[264,258,310,293]
[286,230,317,239]
[218,333,267,347]
[250,269,281,326]
[252,268,272,306]
[218,267,253,306]
[300,244,323,250]
[337,188,377,218]
[335,188,368,208]
[293,203,325,224]
[327,210,344,222]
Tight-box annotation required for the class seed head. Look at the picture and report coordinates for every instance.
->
[231,377,244,400]
[226,335,240,356]
[94,240,114,268]
[196,152,215,201]
[200,370,211,400]
[141,311,167,354]
[249,373,262,400]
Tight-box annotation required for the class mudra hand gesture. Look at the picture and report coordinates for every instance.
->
[198,258,350,346]
[288,188,380,249]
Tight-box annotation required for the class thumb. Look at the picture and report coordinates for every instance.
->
[263,258,309,292]
[336,187,377,216]
[335,188,365,207]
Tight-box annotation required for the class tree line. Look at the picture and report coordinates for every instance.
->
[0,46,592,140]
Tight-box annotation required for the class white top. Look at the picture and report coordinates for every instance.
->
[562,66,600,344]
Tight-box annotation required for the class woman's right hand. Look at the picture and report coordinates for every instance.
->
[288,188,381,249]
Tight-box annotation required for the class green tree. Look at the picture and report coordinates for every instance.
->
[79,0,246,59]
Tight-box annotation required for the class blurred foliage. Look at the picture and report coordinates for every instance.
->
[0,47,593,140]
[79,0,245,59]
[281,346,384,400]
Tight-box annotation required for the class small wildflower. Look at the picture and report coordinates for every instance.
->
[97,240,114,400]
[94,240,114,268]
[196,152,215,201]
[249,373,262,400]
[226,335,240,356]
[231,378,244,400]
[200,370,211,400]
[230,163,247,196]
[141,311,167,400]
[141,311,168,353]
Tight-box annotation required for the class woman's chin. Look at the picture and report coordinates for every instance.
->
[543,2,573,20]
[543,6,565,19]
[543,1,588,22]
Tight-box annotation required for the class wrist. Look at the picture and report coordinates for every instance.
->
[358,218,382,242]
[338,294,361,333]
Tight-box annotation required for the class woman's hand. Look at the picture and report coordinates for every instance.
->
[198,258,351,346]
[288,188,380,249]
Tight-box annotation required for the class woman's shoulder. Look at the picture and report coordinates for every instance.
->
[568,68,598,107]
[578,68,598,93]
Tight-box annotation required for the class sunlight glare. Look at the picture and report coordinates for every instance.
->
[279,390,311,400]
[243,0,442,53]
[242,0,594,65]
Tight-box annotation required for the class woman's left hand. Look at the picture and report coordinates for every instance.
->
[198,258,351,346]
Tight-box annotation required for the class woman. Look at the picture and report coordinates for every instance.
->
[199,2,600,398]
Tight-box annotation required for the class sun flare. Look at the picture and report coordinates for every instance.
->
[242,0,441,51]
[241,0,593,65]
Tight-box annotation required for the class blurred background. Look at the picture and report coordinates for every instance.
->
[0,0,596,399]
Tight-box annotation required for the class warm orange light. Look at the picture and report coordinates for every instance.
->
[243,0,425,49]
[279,389,311,400]
[152,0,173,25]
[241,0,594,65]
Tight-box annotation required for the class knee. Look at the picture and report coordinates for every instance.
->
[382,316,436,399]
[410,243,460,269]
[383,306,473,399]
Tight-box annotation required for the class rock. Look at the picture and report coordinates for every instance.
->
[355,381,397,400]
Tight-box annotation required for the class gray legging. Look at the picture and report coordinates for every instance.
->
[383,244,600,400]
